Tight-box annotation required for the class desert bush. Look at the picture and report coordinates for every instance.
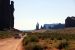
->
[23,35,39,45]
[28,32,75,40]
[25,43,43,50]
[56,40,69,50]
[0,31,13,39]
[30,35,39,42]
[23,36,30,45]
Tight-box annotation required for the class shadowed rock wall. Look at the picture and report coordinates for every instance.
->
[65,16,75,27]
[0,0,14,30]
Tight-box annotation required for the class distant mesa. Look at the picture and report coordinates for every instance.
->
[65,16,75,27]
[42,23,65,29]
[0,0,14,30]
[38,16,75,30]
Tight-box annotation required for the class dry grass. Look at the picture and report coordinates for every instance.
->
[23,27,75,50]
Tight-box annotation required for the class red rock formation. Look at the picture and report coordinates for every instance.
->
[0,0,14,30]
[65,16,75,27]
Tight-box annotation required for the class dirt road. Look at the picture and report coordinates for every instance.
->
[0,38,24,50]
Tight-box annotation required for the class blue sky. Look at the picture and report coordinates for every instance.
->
[12,0,75,30]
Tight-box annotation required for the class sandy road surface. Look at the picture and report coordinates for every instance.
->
[0,38,23,50]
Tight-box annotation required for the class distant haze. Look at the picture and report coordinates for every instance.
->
[12,0,75,30]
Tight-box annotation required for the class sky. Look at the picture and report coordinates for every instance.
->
[11,0,75,30]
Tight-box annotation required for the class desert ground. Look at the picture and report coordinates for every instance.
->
[0,38,23,50]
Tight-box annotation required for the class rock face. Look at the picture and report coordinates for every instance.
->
[0,0,14,30]
[36,22,39,30]
[10,1,14,29]
[65,16,75,27]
